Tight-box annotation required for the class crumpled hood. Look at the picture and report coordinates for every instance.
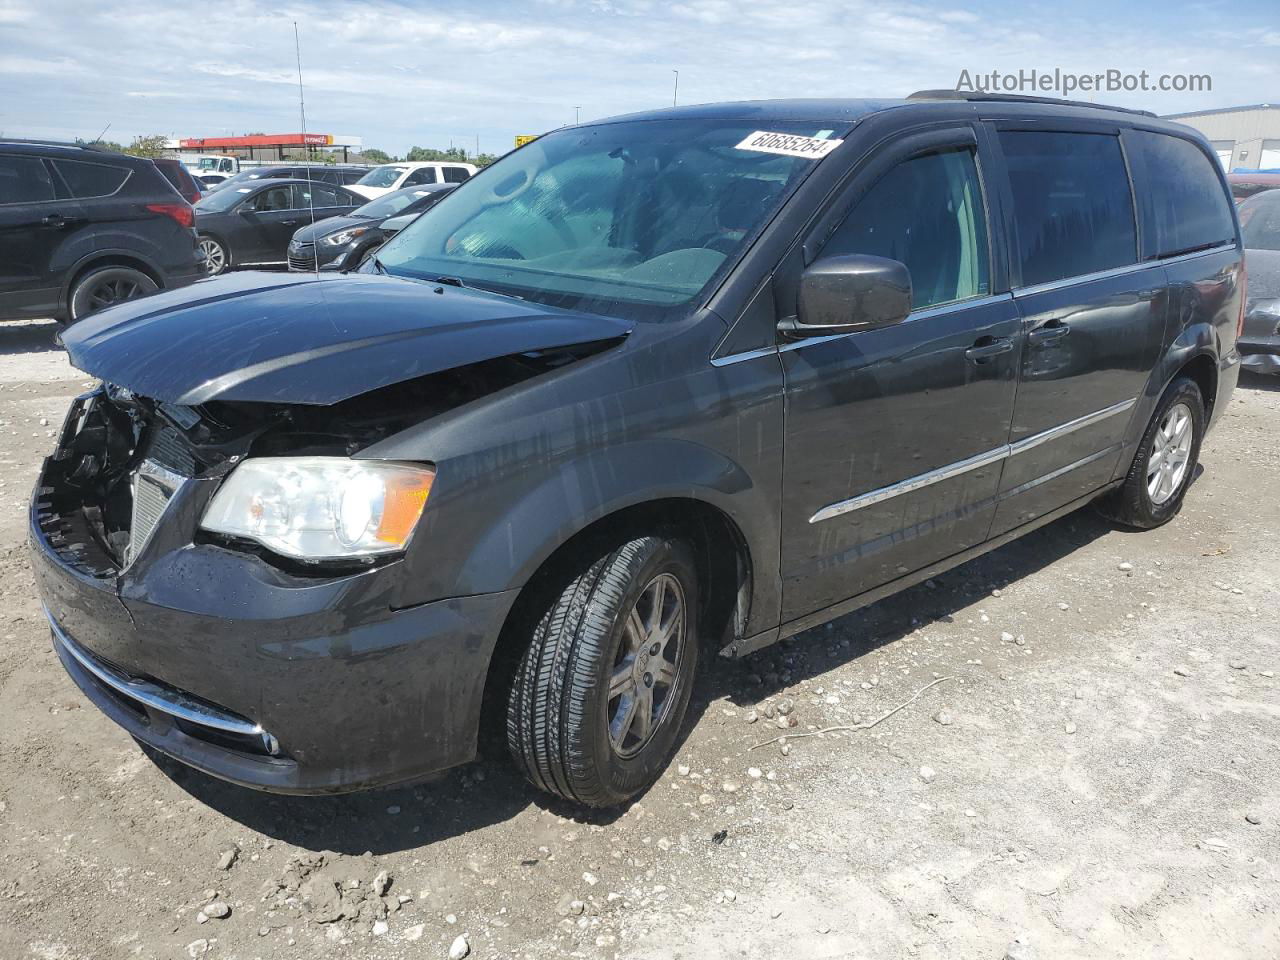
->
[61,271,633,406]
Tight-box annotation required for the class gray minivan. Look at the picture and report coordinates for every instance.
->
[33,92,1243,808]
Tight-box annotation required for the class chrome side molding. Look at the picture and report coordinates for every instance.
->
[808,397,1136,523]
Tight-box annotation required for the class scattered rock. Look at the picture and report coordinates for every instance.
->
[1246,813,1262,825]
[386,805,401,815]
[721,781,740,794]
[1173,666,1191,677]
[747,767,762,779]
[404,923,426,941]
[556,894,586,916]
[582,872,599,886]
[919,766,937,783]
[186,939,211,958]
[677,764,691,776]
[371,870,391,897]
[1065,722,1077,735]
[932,709,954,726]
[1001,631,1015,643]
[202,902,231,920]
[1057,602,1070,611]
[449,934,471,959]
[1004,935,1035,960]
[216,847,239,871]
[372,920,389,936]
[1229,660,1247,670]
[780,744,791,757]
[1117,562,1133,572]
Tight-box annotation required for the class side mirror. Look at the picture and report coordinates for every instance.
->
[380,212,418,236]
[783,254,912,338]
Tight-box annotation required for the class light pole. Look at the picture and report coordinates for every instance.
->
[672,70,679,106]
[575,106,581,124]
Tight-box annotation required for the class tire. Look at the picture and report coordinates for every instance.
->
[507,536,699,808]
[197,235,229,275]
[1099,376,1205,529]
[68,265,159,322]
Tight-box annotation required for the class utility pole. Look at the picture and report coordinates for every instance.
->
[672,70,679,106]
[575,106,581,124]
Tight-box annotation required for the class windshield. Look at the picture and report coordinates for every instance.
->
[374,119,846,321]
[197,158,221,171]
[357,165,407,188]
[195,185,256,213]
[354,187,439,219]
[1241,191,1280,251]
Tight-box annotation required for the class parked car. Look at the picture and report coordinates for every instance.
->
[287,183,456,272]
[1227,172,1280,203]
[196,174,230,188]
[34,94,1242,808]
[194,179,366,274]
[151,157,203,205]
[206,164,371,193]
[0,140,201,324]
[1237,188,1280,373]
[347,161,476,200]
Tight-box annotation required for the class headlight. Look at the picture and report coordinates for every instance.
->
[200,457,434,560]
[321,227,370,246]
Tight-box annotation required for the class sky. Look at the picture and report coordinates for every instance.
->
[0,0,1276,158]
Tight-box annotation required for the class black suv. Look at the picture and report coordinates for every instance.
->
[0,141,201,323]
[32,94,1242,807]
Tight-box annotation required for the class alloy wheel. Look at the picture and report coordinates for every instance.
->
[197,238,226,275]
[607,572,687,758]
[1147,401,1194,505]
[85,277,143,311]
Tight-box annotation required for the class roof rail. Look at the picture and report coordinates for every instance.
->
[0,137,116,152]
[907,90,1157,118]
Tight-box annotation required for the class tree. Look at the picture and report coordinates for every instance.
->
[405,145,470,163]
[359,148,393,164]
[123,135,169,158]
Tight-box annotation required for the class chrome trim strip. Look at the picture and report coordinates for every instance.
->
[779,293,1015,355]
[1154,243,1236,268]
[710,345,778,368]
[1007,398,1136,457]
[808,397,1137,524]
[997,445,1119,501]
[1014,260,1156,298]
[809,445,1007,524]
[46,606,279,754]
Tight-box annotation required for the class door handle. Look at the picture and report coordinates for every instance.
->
[965,336,1014,363]
[1029,321,1070,345]
[40,214,81,228]
[281,219,298,226]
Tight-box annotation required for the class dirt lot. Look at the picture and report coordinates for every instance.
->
[1,317,1277,960]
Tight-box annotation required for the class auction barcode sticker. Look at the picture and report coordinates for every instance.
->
[734,131,843,159]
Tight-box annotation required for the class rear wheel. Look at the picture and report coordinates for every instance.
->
[1099,376,1205,529]
[68,265,158,322]
[506,536,699,808]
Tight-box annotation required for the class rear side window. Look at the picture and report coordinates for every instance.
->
[294,183,343,207]
[1131,132,1236,257]
[403,167,438,186]
[53,159,130,199]
[339,170,366,184]
[0,155,56,204]
[442,166,470,183]
[821,148,990,310]
[1000,131,1137,287]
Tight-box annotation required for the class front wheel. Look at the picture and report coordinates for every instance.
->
[1098,376,1205,529]
[197,236,229,275]
[507,536,699,808]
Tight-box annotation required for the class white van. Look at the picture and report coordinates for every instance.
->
[348,161,477,200]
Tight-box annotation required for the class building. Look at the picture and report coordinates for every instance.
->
[1163,104,1280,172]
[163,132,364,164]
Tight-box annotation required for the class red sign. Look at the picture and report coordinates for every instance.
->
[178,133,334,149]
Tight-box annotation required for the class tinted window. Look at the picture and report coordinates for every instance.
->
[0,155,56,204]
[402,167,438,186]
[250,186,294,211]
[339,170,366,184]
[442,166,470,183]
[1132,132,1235,257]
[821,148,990,310]
[1000,131,1137,286]
[53,159,129,199]
[294,183,343,208]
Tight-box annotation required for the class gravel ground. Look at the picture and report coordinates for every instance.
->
[1,318,1277,960]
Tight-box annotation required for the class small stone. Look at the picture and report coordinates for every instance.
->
[780,744,791,757]
[747,767,762,779]
[202,902,231,920]
[1004,936,1035,960]
[1057,602,1070,611]
[677,764,691,776]
[817,924,831,934]
[446,913,457,924]
[964,808,977,818]
[1262,671,1275,678]
[583,871,599,886]
[1015,635,1026,646]
[216,847,239,871]
[1173,667,1191,677]
[1065,722,1077,735]
[776,698,794,716]
[775,716,790,730]
[449,934,471,960]
[746,711,759,725]
[919,766,937,783]
[372,920,389,936]
[721,781,740,794]
[386,805,401,815]
[1001,631,1015,643]
[371,870,391,896]
[770,907,783,919]
[404,923,426,941]
[1246,813,1262,825]
[932,709,954,726]
[723,889,737,902]
[1229,660,1247,670]
[1117,562,1133,572]
[39,417,49,426]
[186,940,211,958]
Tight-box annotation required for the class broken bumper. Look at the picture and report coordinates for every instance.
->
[30,503,517,794]
[1238,336,1280,374]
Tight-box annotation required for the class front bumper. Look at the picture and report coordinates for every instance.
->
[31,497,517,794]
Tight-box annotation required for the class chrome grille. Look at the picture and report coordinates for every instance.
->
[288,242,316,272]
[126,460,188,565]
